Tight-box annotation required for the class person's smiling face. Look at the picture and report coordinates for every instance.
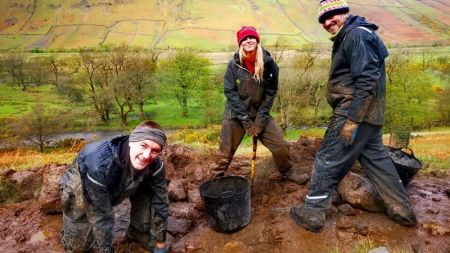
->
[322,13,348,35]
[241,36,258,53]
[129,139,162,170]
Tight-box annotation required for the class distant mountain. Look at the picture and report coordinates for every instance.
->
[0,0,449,51]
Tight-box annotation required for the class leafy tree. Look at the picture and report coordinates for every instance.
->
[385,49,434,146]
[157,49,210,117]
[73,48,112,123]
[14,103,67,152]
[128,50,158,120]
[200,71,224,125]
[274,44,329,131]
[107,44,134,126]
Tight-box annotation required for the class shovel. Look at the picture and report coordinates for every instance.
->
[251,136,257,179]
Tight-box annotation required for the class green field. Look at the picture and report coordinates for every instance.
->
[0,0,448,51]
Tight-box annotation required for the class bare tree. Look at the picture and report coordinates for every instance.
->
[47,54,66,89]
[75,48,112,123]
[1,53,32,91]
[28,56,50,86]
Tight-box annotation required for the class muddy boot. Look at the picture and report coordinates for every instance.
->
[282,169,308,185]
[388,206,418,227]
[290,205,325,233]
[126,228,155,252]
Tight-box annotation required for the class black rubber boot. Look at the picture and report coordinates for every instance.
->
[387,205,418,227]
[290,205,325,233]
[282,169,309,185]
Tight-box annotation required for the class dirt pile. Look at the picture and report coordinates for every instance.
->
[0,137,449,253]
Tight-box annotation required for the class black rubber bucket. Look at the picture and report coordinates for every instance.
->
[199,174,251,233]
[386,146,422,187]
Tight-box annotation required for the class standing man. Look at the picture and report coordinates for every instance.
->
[61,121,169,253]
[290,0,417,232]
[214,26,308,185]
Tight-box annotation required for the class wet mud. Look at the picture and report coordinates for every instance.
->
[0,139,449,253]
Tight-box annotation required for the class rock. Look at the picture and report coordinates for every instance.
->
[167,216,192,236]
[368,247,390,253]
[338,204,357,216]
[38,164,67,214]
[355,223,369,236]
[336,215,354,229]
[187,188,203,210]
[169,202,202,219]
[422,222,450,236]
[337,172,385,213]
[194,167,204,182]
[168,179,187,201]
[9,170,42,200]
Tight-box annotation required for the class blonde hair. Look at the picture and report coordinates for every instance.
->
[239,43,264,82]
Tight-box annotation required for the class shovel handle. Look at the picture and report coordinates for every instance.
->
[251,137,257,178]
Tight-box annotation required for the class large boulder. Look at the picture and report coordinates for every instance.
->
[8,170,42,200]
[337,172,385,213]
[38,164,67,214]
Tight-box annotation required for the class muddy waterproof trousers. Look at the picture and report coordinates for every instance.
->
[304,115,416,224]
[216,117,292,173]
[61,163,158,253]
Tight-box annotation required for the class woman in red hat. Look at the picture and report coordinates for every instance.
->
[214,26,308,185]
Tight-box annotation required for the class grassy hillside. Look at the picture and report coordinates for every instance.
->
[0,0,449,51]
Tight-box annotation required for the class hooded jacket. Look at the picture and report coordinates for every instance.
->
[61,135,168,252]
[327,15,389,125]
[223,49,279,128]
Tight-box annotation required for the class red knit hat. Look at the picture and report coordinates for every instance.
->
[236,26,260,45]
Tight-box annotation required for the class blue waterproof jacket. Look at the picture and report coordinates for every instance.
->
[71,135,168,251]
[327,15,389,125]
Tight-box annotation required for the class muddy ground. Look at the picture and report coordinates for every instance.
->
[0,138,449,253]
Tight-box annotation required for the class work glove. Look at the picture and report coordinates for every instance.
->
[341,119,359,146]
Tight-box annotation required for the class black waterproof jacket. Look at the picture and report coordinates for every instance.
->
[223,49,279,128]
[76,135,168,251]
[327,15,389,125]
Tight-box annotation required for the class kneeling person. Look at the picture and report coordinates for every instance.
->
[61,121,169,253]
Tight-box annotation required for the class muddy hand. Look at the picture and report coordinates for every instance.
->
[247,124,262,137]
[341,119,358,146]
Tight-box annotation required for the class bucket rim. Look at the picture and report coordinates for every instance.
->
[199,175,250,199]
